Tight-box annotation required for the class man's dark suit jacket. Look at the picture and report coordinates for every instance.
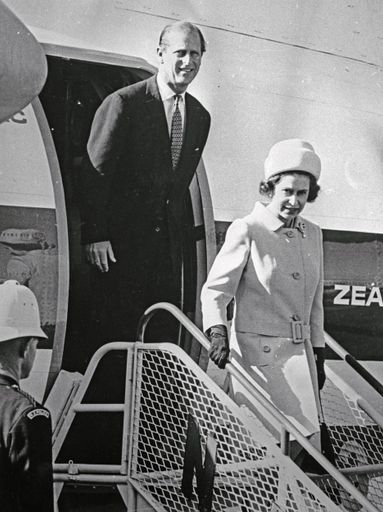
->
[82,75,210,261]
[79,74,210,342]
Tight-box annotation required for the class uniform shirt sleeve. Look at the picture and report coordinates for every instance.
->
[8,406,53,512]
[201,219,250,332]
[310,226,325,348]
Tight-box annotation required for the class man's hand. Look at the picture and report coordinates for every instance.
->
[314,347,326,391]
[206,324,230,369]
[85,241,116,273]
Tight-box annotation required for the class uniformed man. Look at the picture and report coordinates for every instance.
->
[0,280,53,512]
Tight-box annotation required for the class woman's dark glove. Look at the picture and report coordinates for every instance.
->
[206,324,230,369]
[314,347,326,390]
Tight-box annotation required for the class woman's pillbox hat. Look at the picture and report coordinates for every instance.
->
[264,139,321,181]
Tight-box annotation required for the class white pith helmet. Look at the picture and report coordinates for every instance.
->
[0,280,47,342]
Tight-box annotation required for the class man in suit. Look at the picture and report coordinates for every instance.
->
[80,21,210,353]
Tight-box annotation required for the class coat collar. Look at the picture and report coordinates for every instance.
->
[251,202,307,236]
[144,74,192,111]
[156,74,186,102]
[144,74,163,102]
[0,372,18,387]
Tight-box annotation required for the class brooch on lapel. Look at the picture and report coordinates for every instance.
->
[297,221,306,238]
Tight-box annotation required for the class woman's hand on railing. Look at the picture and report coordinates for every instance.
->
[206,324,230,369]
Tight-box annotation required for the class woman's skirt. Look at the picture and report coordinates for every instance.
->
[229,331,321,442]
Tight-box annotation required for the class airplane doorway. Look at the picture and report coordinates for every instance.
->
[38,55,212,378]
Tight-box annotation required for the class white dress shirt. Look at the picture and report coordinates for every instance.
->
[156,75,186,135]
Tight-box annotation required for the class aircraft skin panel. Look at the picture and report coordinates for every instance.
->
[0,100,68,400]
[5,0,383,67]
[0,105,55,208]
[114,0,383,68]
[198,40,383,232]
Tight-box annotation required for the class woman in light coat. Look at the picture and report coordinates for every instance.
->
[201,139,325,449]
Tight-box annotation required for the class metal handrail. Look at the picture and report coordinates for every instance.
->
[52,341,136,469]
[325,331,383,397]
[51,342,140,507]
[137,302,380,512]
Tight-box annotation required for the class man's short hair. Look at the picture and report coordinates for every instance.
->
[0,336,31,359]
[158,21,206,54]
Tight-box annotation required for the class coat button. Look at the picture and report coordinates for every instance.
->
[154,226,161,233]
[263,345,271,353]
[291,314,300,321]
[286,231,294,238]
[292,272,301,280]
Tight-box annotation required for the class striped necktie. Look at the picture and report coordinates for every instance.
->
[170,95,183,169]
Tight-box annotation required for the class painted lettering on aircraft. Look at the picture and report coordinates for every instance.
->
[4,111,27,124]
[333,284,383,307]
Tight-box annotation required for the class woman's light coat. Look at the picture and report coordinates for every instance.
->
[201,201,325,438]
[201,202,325,348]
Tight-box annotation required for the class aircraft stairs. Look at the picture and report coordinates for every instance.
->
[48,303,383,512]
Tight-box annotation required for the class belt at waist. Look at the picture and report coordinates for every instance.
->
[235,320,311,343]
[290,320,311,344]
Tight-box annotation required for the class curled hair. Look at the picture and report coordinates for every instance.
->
[158,21,206,54]
[259,171,320,202]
